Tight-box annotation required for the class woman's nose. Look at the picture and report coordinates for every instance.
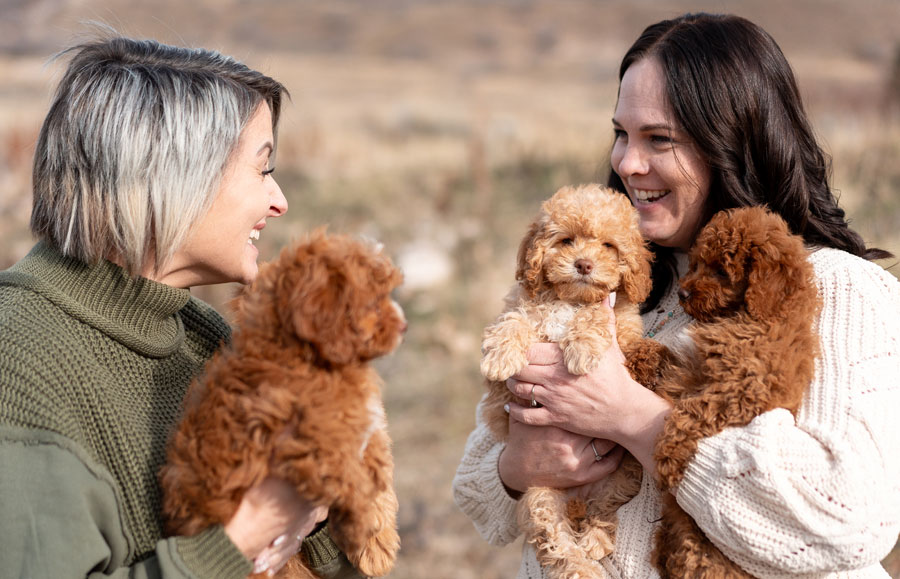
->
[616,142,648,178]
[269,181,288,217]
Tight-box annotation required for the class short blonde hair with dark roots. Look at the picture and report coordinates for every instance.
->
[30,34,287,276]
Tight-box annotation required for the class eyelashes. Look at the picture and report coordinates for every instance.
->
[262,167,276,177]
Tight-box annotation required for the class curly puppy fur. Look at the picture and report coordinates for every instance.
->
[652,207,821,578]
[160,230,405,578]
[480,184,668,579]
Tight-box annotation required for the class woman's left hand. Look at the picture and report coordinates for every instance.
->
[505,294,672,475]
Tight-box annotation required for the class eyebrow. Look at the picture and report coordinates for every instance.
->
[611,118,674,132]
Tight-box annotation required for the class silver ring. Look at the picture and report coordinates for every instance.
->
[590,440,603,462]
[530,384,539,407]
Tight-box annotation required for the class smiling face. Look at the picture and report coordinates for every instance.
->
[610,57,711,252]
[150,104,288,288]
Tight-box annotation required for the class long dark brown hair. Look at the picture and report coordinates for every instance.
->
[607,13,892,312]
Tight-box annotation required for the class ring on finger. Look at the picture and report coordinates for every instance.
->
[530,384,539,408]
[590,439,603,462]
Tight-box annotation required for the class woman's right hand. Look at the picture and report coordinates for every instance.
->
[224,477,328,575]
[498,412,626,497]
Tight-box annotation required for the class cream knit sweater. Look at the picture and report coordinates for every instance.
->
[453,248,900,578]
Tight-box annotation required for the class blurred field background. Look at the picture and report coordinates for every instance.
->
[1,0,899,577]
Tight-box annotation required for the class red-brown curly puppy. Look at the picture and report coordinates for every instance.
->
[480,184,667,579]
[160,229,406,578]
[652,207,821,578]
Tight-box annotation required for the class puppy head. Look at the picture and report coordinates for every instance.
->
[258,229,406,365]
[515,184,652,305]
[679,207,812,322]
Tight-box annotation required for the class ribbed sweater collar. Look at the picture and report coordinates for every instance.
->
[1,241,190,358]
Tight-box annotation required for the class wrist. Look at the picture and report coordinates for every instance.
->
[617,385,672,478]
[497,446,524,499]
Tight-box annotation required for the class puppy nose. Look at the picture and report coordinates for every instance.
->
[575,259,594,275]
[678,287,691,302]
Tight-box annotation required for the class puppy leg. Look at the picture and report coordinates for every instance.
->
[577,454,643,561]
[344,429,399,577]
[519,487,593,579]
[481,310,537,382]
[561,306,612,375]
[654,493,752,578]
[622,338,673,391]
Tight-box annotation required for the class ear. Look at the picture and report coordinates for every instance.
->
[744,239,805,320]
[619,234,653,305]
[515,219,547,298]
[282,258,358,365]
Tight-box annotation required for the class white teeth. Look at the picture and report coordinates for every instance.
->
[634,189,668,202]
[249,229,260,241]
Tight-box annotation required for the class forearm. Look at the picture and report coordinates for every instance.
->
[0,429,251,579]
[613,380,671,480]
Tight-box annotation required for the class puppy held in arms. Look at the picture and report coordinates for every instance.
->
[652,207,821,578]
[160,229,406,578]
[480,184,667,579]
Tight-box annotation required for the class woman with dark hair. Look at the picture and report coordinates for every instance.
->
[454,13,900,578]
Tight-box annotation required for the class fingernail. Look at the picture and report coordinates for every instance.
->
[273,533,287,547]
[503,403,510,414]
[266,570,276,578]
[253,556,270,574]
[609,292,617,308]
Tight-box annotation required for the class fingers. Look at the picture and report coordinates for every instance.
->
[605,291,618,335]
[586,438,618,459]
[253,533,303,576]
[523,342,564,365]
[253,508,328,576]
[506,400,554,427]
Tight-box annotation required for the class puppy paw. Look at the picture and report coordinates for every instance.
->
[480,347,527,382]
[562,341,602,375]
[354,525,400,577]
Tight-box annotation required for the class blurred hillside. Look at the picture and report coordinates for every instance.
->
[1,1,898,577]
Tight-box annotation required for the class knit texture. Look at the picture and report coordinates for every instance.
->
[0,242,239,574]
[453,248,900,578]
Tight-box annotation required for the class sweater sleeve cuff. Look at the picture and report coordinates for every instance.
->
[174,525,253,579]
[300,523,342,569]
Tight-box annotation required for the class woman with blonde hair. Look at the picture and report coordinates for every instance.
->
[0,35,359,578]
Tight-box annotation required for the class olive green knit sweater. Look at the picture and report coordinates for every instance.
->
[0,242,351,579]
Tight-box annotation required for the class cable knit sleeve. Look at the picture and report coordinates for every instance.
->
[452,394,522,547]
[675,249,900,576]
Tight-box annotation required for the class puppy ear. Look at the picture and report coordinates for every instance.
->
[515,219,547,297]
[619,238,653,305]
[744,233,808,321]
[283,257,358,366]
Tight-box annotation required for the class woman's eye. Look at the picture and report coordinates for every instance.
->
[650,134,673,144]
[262,167,276,177]
[613,129,627,140]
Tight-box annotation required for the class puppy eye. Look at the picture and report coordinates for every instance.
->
[559,237,574,246]
[603,242,615,250]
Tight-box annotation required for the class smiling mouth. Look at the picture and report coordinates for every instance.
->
[248,229,260,245]
[634,189,670,203]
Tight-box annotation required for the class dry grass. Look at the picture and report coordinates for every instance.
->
[1,1,899,576]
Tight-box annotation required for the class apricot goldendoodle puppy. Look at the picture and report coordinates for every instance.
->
[160,230,406,578]
[652,207,821,577]
[480,184,667,579]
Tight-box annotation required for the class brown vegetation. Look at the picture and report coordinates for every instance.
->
[1,1,898,576]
